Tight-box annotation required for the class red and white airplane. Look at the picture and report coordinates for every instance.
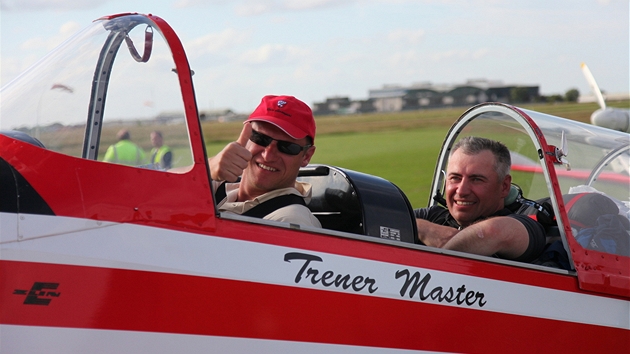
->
[1,13,629,353]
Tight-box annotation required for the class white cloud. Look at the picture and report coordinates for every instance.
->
[283,0,349,10]
[239,45,276,64]
[185,28,251,57]
[293,63,326,80]
[237,44,312,65]
[471,48,489,59]
[336,51,368,64]
[235,1,273,16]
[387,28,426,44]
[19,37,47,51]
[19,21,82,51]
[387,49,423,67]
[430,49,469,61]
[235,0,354,16]
[59,21,82,37]
[0,55,36,85]
[173,0,230,8]
[0,0,102,11]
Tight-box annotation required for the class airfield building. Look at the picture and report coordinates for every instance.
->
[312,79,539,115]
[312,97,376,115]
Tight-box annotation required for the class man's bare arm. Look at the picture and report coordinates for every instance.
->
[443,216,529,259]
[416,218,459,247]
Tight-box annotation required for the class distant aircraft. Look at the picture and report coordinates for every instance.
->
[580,62,630,132]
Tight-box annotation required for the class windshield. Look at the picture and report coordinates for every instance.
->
[0,14,193,168]
[521,108,629,200]
[436,103,630,263]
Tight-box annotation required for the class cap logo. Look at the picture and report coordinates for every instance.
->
[277,100,287,108]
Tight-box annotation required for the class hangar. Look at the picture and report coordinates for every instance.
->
[313,79,539,115]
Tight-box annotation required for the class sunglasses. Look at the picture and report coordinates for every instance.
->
[249,129,312,156]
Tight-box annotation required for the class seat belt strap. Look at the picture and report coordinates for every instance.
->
[243,194,306,218]
[215,181,306,219]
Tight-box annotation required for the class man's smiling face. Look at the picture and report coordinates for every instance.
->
[445,149,510,227]
[239,121,314,199]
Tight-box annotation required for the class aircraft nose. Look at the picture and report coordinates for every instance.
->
[591,108,630,132]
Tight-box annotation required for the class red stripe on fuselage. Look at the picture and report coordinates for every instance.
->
[1,260,627,352]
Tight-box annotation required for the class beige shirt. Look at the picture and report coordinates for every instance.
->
[215,180,322,228]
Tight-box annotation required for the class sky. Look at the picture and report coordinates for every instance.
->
[1,0,628,114]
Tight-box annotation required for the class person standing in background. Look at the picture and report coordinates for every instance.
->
[103,129,146,166]
[150,130,173,169]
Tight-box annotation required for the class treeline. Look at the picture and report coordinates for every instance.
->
[510,87,580,104]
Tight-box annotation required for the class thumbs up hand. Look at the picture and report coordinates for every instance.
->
[208,123,253,182]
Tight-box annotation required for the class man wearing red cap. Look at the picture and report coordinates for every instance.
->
[209,95,321,227]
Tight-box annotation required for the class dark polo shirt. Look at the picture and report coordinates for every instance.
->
[414,206,546,262]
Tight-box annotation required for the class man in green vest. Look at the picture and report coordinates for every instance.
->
[103,129,146,166]
[149,130,173,169]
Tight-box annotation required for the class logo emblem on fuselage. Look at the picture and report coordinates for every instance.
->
[13,282,60,305]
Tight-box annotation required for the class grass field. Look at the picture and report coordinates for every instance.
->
[206,127,444,207]
[203,100,628,207]
[42,100,629,207]
[311,129,444,207]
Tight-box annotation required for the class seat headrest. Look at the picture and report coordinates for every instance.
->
[564,193,619,229]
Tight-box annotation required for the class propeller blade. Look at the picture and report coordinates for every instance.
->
[580,62,606,110]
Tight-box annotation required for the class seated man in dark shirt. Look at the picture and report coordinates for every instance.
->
[415,136,546,262]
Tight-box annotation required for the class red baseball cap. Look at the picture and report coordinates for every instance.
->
[247,95,316,142]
